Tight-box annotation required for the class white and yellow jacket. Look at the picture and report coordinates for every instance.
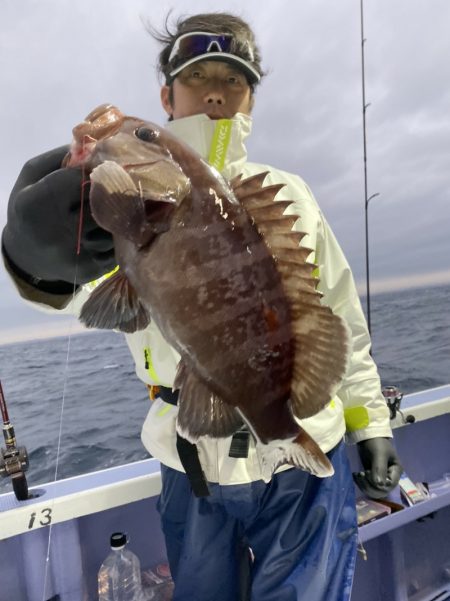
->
[5,112,392,485]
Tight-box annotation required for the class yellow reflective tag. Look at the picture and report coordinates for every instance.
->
[144,347,160,384]
[208,119,232,172]
[344,406,370,432]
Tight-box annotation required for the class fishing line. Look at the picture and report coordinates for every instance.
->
[41,162,89,601]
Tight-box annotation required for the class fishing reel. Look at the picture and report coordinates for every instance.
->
[0,431,29,501]
[382,385,415,424]
[0,381,30,501]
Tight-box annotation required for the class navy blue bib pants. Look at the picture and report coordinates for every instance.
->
[157,440,358,601]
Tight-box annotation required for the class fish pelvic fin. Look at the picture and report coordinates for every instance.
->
[256,427,334,482]
[79,269,150,333]
[174,360,243,443]
[233,171,351,418]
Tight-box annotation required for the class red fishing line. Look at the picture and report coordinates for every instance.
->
[76,135,91,255]
[76,166,88,255]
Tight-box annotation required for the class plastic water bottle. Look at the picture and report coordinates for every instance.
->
[98,532,148,601]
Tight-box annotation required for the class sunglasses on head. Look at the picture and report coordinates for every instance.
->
[168,31,255,64]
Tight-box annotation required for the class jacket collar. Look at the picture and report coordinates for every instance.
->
[165,112,251,179]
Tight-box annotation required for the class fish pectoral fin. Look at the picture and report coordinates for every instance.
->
[79,269,150,333]
[89,160,153,246]
[256,428,334,482]
[174,360,242,442]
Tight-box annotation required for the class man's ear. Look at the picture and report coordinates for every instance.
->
[160,86,173,117]
[248,94,255,113]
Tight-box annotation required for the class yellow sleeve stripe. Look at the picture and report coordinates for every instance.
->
[157,404,173,417]
[309,253,320,280]
[87,265,120,290]
[344,407,370,432]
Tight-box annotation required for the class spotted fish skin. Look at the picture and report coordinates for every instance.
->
[69,104,350,479]
[128,179,294,425]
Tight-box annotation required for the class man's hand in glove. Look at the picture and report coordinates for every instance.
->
[354,437,403,499]
[2,145,115,290]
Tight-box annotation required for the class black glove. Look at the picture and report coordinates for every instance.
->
[354,437,403,500]
[2,145,115,291]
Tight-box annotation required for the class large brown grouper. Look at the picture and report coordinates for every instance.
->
[65,104,350,481]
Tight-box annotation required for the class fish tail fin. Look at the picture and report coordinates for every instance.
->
[256,427,334,482]
[79,269,150,333]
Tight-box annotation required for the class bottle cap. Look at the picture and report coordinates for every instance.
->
[110,532,127,548]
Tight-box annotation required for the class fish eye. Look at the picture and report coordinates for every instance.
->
[135,127,158,142]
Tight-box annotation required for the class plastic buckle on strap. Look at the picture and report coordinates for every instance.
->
[229,429,250,458]
[147,385,160,401]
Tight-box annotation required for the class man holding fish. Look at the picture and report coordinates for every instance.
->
[2,12,402,601]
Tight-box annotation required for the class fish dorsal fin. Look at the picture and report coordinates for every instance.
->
[174,360,242,443]
[231,171,269,199]
[233,172,350,418]
[79,269,151,333]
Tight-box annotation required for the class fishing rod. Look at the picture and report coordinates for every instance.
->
[0,379,29,500]
[360,0,379,335]
[359,3,415,426]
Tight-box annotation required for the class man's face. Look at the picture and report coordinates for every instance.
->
[160,60,254,121]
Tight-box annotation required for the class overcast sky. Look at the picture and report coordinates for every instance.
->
[1,0,449,343]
